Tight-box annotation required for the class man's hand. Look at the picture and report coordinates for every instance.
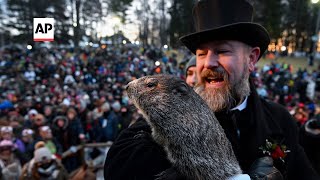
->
[248,156,283,180]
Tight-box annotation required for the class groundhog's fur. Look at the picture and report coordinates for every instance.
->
[126,74,242,180]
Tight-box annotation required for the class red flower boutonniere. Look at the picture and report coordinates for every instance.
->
[259,139,290,163]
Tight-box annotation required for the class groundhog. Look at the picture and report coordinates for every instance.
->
[126,74,242,180]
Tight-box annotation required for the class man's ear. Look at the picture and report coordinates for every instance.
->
[248,47,260,72]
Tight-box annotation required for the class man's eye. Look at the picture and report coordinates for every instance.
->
[216,50,229,54]
[197,53,206,57]
[196,50,207,57]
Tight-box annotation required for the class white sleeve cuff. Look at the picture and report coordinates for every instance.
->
[227,174,251,180]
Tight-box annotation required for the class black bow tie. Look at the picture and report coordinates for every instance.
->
[216,109,241,138]
[215,110,242,158]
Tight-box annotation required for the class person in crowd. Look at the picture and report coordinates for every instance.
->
[84,111,102,143]
[20,129,35,162]
[66,107,85,144]
[104,0,319,179]
[293,105,309,127]
[20,142,68,180]
[61,107,85,172]
[300,117,320,175]
[23,109,38,128]
[30,114,47,136]
[185,55,197,87]
[0,140,22,179]
[92,99,105,120]
[0,126,25,153]
[99,101,121,142]
[118,106,134,132]
[306,75,316,101]
[7,111,24,135]
[34,125,63,158]
[51,115,68,151]
[43,105,55,124]
[23,65,36,82]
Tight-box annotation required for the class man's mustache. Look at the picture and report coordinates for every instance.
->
[200,68,228,80]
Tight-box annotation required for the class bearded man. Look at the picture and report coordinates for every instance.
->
[104,0,319,179]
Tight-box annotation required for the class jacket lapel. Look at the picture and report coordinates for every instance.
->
[237,79,284,171]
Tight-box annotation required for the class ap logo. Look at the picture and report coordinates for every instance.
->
[33,18,54,42]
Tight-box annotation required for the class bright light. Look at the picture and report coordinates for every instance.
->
[312,0,319,4]
[73,22,77,27]
[27,45,32,50]
[97,32,102,39]
[89,42,93,46]
[281,46,287,52]
[85,42,89,46]
[135,41,140,45]
[111,16,121,25]
[163,44,168,49]
[122,40,127,44]
[155,61,160,66]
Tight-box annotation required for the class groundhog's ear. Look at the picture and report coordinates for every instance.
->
[172,82,189,96]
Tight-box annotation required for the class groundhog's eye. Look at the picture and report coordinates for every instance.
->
[146,78,158,88]
[147,82,157,88]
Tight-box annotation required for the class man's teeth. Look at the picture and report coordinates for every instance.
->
[206,77,223,83]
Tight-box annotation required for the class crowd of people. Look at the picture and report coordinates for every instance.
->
[0,42,319,179]
[252,62,320,126]
[0,45,185,179]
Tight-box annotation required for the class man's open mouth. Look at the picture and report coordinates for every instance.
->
[205,76,224,84]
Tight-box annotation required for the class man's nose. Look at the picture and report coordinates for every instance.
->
[204,52,219,69]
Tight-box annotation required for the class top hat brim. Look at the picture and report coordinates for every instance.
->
[180,22,270,60]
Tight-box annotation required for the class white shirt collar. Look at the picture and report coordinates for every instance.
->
[231,96,248,111]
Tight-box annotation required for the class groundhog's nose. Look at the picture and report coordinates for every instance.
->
[126,80,135,92]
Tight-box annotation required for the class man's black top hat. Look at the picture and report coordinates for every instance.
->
[180,0,270,60]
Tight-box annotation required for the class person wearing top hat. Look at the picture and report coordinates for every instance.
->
[104,0,319,179]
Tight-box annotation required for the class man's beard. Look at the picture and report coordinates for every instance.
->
[194,65,250,112]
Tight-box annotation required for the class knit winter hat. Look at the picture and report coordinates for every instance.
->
[0,126,13,133]
[185,56,196,76]
[0,140,14,148]
[0,140,14,151]
[34,147,53,163]
[28,109,38,116]
[22,129,34,136]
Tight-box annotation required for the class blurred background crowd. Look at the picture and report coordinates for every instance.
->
[0,45,186,179]
[0,45,319,179]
